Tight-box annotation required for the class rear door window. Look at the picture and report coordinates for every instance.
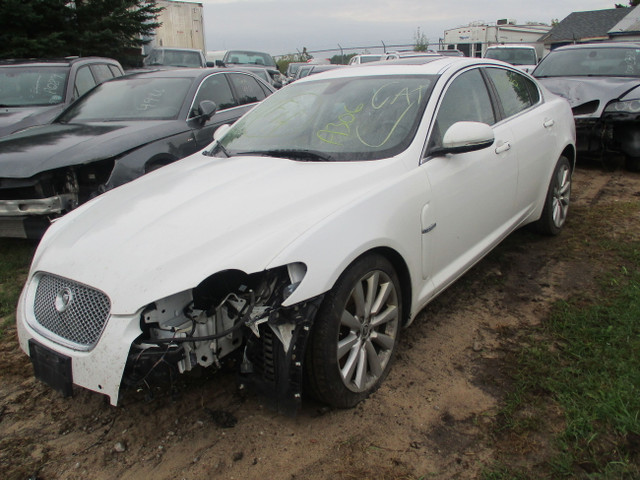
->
[227,73,268,106]
[90,64,115,84]
[74,66,97,98]
[485,67,539,119]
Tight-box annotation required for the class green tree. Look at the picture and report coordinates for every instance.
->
[616,0,640,6]
[413,27,429,52]
[0,0,162,67]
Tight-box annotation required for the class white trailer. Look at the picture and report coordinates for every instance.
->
[442,19,550,58]
[143,0,205,55]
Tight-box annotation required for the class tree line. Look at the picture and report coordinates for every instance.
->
[0,0,162,67]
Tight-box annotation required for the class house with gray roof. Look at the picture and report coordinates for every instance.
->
[540,6,640,50]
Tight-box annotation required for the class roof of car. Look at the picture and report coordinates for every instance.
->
[553,41,640,51]
[118,67,275,90]
[485,44,536,49]
[148,47,203,53]
[0,56,121,67]
[297,56,509,81]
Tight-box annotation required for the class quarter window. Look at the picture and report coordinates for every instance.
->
[485,67,539,119]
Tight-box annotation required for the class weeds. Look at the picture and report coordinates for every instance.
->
[0,239,36,337]
[484,198,640,478]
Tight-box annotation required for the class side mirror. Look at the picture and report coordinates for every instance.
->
[196,100,218,123]
[215,60,226,68]
[432,121,494,155]
[213,123,231,141]
[206,61,215,68]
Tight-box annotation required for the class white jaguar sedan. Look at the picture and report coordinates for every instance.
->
[16,57,575,412]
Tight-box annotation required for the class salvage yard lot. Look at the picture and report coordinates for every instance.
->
[0,162,639,479]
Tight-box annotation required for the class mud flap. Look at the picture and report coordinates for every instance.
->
[239,296,322,415]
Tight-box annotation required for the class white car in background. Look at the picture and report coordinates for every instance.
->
[348,54,383,65]
[483,44,540,73]
[16,57,575,413]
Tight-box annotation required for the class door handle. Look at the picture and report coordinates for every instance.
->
[495,142,511,154]
[543,118,555,128]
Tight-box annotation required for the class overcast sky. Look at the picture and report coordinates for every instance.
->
[196,0,620,56]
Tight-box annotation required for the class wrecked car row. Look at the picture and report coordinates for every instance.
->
[0,67,275,238]
[17,57,576,412]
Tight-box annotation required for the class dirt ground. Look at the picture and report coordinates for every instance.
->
[1,163,639,480]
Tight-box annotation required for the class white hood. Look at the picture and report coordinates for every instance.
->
[32,152,401,314]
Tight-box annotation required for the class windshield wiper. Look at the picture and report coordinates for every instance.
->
[234,149,334,162]
[205,140,230,158]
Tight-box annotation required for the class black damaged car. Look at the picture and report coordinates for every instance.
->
[0,68,275,238]
[533,42,640,171]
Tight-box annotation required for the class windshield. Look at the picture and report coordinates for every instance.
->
[484,48,536,66]
[223,50,277,68]
[144,49,203,68]
[57,77,193,122]
[534,47,640,77]
[0,66,68,107]
[213,74,436,161]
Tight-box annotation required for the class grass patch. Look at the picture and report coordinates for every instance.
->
[0,239,36,337]
[484,201,640,479]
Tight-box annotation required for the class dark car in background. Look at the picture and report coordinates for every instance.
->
[0,57,124,138]
[143,47,212,68]
[207,49,284,88]
[0,68,275,238]
[293,63,344,81]
[533,42,640,171]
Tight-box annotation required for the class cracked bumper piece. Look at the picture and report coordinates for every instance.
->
[0,194,77,238]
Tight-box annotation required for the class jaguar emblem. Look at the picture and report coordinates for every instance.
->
[54,288,74,313]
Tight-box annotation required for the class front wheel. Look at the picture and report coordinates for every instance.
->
[305,254,402,408]
[533,156,571,236]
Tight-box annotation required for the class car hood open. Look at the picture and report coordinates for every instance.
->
[33,153,400,314]
[0,120,186,178]
[536,76,640,117]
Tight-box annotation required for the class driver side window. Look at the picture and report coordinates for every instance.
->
[428,69,495,151]
[191,74,237,118]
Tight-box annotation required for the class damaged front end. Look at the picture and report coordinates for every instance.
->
[123,264,322,413]
[0,159,114,238]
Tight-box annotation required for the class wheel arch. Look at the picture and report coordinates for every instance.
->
[144,153,179,173]
[352,246,413,327]
[561,143,576,171]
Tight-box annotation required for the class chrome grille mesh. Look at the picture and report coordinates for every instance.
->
[33,274,111,350]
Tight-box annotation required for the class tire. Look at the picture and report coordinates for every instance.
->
[305,254,401,408]
[533,155,571,236]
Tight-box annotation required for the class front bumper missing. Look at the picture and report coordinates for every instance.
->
[575,114,640,159]
[240,295,323,415]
